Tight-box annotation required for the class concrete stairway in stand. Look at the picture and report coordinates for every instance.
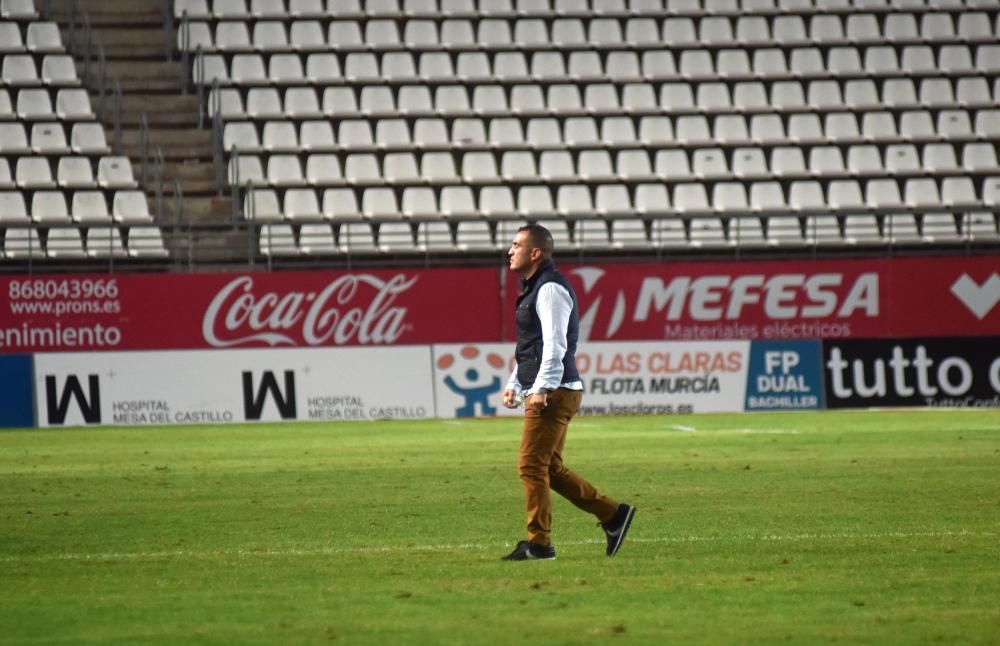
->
[48,0,249,264]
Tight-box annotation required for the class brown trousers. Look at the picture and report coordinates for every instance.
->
[518,388,617,546]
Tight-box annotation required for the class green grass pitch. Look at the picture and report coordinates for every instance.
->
[2,410,998,644]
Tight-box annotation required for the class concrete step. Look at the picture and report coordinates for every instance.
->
[105,94,201,127]
[118,126,211,150]
[122,165,220,197]
[178,224,253,263]
[182,196,235,222]
[118,143,212,166]
[81,59,180,81]
[56,23,170,60]
[76,58,181,83]
[49,0,164,25]
[73,59,188,93]
[146,197,235,226]
[120,144,214,165]
[135,176,220,199]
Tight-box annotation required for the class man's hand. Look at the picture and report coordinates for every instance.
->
[526,391,548,412]
[502,389,520,409]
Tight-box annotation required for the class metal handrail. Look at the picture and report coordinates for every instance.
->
[200,76,220,130]
[96,45,107,121]
[163,0,174,61]
[139,112,149,189]
[112,81,123,154]
[66,0,76,55]
[180,13,191,94]
[246,181,256,267]
[231,182,241,225]
[172,180,184,224]
[155,146,166,223]
[82,14,91,87]
[214,111,226,196]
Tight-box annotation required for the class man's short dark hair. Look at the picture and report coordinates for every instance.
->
[518,224,555,256]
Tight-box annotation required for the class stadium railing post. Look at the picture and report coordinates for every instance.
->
[113,81,122,155]
[83,14,91,88]
[163,0,174,62]
[140,113,149,189]
[180,15,191,94]
[155,146,165,223]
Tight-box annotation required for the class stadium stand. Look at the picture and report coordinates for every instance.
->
[0,0,164,264]
[1,0,998,266]
[174,0,1000,258]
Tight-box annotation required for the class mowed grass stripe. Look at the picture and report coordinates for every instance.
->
[2,529,996,564]
[1,410,998,645]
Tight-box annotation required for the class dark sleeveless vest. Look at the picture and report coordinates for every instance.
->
[515,260,581,390]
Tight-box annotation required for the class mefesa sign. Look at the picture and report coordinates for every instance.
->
[2,256,998,352]
[502,257,1000,342]
[0,269,502,352]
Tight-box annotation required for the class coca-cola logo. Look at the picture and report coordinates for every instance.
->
[202,274,417,347]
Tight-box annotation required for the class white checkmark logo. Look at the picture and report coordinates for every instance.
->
[950,273,1000,320]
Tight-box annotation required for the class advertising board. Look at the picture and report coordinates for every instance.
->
[33,347,435,427]
[0,354,34,428]
[744,340,825,411]
[432,340,749,417]
[503,258,1000,342]
[3,258,998,353]
[1,269,502,353]
[823,337,1000,409]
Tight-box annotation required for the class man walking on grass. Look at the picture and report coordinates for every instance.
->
[500,224,635,561]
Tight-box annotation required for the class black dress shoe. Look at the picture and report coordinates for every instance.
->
[502,540,556,561]
[601,503,636,557]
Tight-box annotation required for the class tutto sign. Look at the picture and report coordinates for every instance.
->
[33,347,435,427]
[503,257,1000,342]
[823,337,1000,409]
[0,270,501,352]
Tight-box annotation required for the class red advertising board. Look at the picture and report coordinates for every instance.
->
[2,256,998,352]
[0,269,503,352]
[502,256,1000,342]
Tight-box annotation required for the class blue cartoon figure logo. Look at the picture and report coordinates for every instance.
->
[438,346,506,417]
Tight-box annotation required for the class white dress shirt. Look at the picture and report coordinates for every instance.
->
[506,281,585,398]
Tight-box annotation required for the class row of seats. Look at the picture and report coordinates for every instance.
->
[0,21,63,53]
[1,224,169,259]
[225,144,1000,185]
[184,11,1000,43]
[179,13,1000,53]
[211,77,1000,116]
[0,122,111,154]
[257,210,1000,257]
[240,177,1000,220]
[0,189,153,223]
[217,111,1000,154]
[0,0,37,19]
[193,46,1000,87]
[1,54,81,86]
[207,80,1000,123]
[1,87,93,120]
[0,155,138,189]
[173,0,996,21]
